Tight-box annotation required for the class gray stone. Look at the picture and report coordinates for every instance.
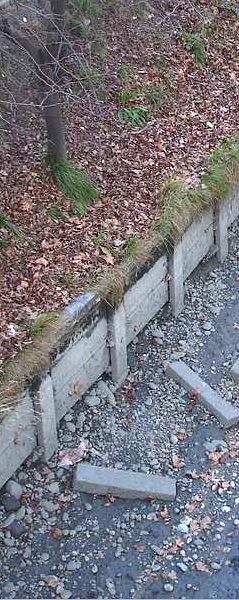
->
[41,553,50,562]
[151,545,164,556]
[2,513,16,527]
[201,321,212,331]
[166,360,239,428]
[144,398,153,407]
[66,560,81,571]
[164,583,174,592]
[1,494,21,513]
[66,422,76,433]
[77,413,86,428]
[204,439,227,453]
[84,395,101,408]
[211,562,222,571]
[177,562,188,572]
[96,380,116,407]
[92,565,98,574]
[47,482,60,494]
[74,463,176,500]
[41,500,58,513]
[5,480,23,500]
[8,521,27,538]
[14,505,26,521]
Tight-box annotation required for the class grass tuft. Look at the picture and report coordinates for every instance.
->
[202,136,239,199]
[182,31,207,64]
[29,311,59,338]
[153,177,212,247]
[118,106,149,127]
[49,158,98,214]
[0,212,24,251]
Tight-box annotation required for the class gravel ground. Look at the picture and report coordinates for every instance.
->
[0,221,239,599]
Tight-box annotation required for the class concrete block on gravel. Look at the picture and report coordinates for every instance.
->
[166,360,239,428]
[231,358,239,383]
[74,463,176,500]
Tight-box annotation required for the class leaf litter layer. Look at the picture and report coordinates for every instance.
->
[1,0,239,370]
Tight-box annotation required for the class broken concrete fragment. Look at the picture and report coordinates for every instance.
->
[166,360,239,428]
[74,463,176,500]
[231,358,239,384]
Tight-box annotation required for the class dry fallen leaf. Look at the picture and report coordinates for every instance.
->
[195,561,208,572]
[51,527,63,538]
[69,381,83,396]
[200,515,212,529]
[160,505,170,521]
[133,544,146,553]
[171,453,185,468]
[101,246,115,265]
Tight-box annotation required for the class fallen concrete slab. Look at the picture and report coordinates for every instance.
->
[166,360,239,428]
[231,358,239,384]
[74,463,176,500]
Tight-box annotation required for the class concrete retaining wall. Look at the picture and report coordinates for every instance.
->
[0,192,238,488]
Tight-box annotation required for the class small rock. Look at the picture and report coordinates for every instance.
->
[3,582,16,594]
[151,326,164,339]
[66,422,76,433]
[144,398,153,407]
[170,351,186,360]
[56,585,72,599]
[14,505,26,521]
[106,578,116,596]
[114,462,124,470]
[221,505,231,513]
[96,380,116,407]
[44,575,59,586]
[66,560,81,571]
[41,500,58,513]
[1,494,21,513]
[151,563,161,572]
[151,545,164,556]
[92,565,98,574]
[164,583,174,592]
[211,562,221,571]
[201,321,212,331]
[5,480,23,500]
[2,513,16,528]
[8,521,27,538]
[170,434,178,444]
[47,482,60,494]
[204,439,227,453]
[64,413,73,422]
[177,562,188,572]
[76,413,86,428]
[84,503,92,511]
[84,395,101,407]
[41,553,50,562]
[177,523,189,535]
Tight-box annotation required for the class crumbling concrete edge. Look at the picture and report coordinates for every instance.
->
[0,191,238,489]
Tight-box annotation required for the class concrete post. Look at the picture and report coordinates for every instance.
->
[168,241,184,317]
[215,201,228,262]
[108,302,128,384]
[34,375,58,461]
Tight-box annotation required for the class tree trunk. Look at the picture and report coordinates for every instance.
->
[42,89,66,160]
[40,0,68,161]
